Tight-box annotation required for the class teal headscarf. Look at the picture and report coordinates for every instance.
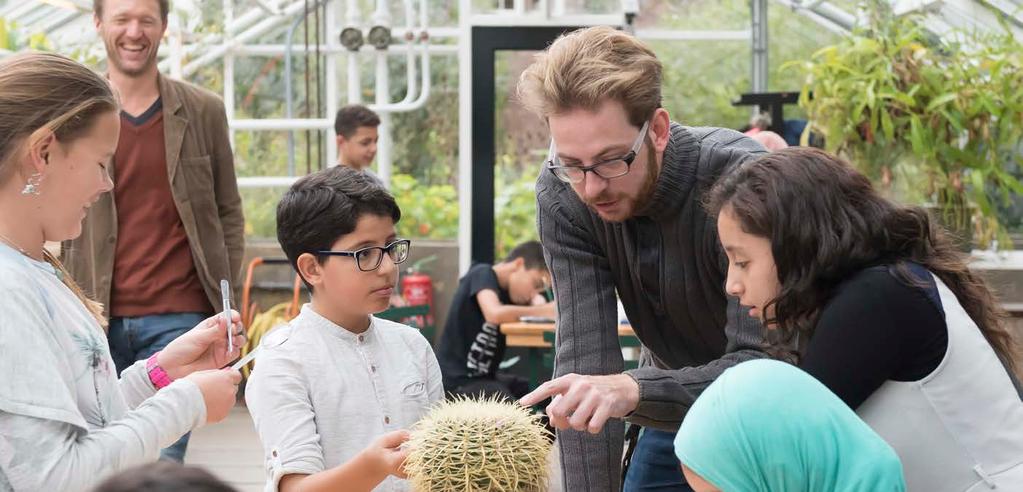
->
[674,359,906,492]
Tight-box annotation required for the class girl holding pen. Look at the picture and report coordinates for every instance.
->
[0,53,244,492]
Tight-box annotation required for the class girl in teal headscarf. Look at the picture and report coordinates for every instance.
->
[674,359,906,492]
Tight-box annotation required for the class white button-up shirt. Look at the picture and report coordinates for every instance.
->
[245,304,443,492]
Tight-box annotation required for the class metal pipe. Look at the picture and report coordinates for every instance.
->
[552,0,566,16]
[325,0,340,168]
[237,176,302,188]
[468,13,621,26]
[284,12,307,175]
[373,0,391,27]
[156,4,267,74]
[253,0,283,15]
[314,0,324,171]
[347,52,361,104]
[399,0,419,106]
[751,0,768,93]
[807,1,857,30]
[380,0,431,111]
[345,0,362,105]
[167,10,183,79]
[231,118,334,130]
[457,0,472,275]
[770,0,853,33]
[40,10,80,34]
[231,42,458,56]
[346,0,360,26]
[182,0,311,77]
[375,49,392,185]
[222,0,234,150]
[371,39,430,112]
[0,2,42,22]
[226,9,270,35]
[633,29,751,41]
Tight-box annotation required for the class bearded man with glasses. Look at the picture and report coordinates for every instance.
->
[517,26,770,492]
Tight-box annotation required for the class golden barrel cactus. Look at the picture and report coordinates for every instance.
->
[403,396,553,491]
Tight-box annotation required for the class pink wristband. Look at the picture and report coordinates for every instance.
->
[146,352,174,389]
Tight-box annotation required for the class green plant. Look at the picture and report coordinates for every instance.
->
[392,173,459,239]
[789,1,1023,247]
[495,155,541,258]
[0,17,53,52]
[404,396,553,492]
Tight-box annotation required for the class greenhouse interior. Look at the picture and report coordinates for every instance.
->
[0,0,1022,491]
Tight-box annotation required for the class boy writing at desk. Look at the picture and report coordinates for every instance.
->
[436,241,556,399]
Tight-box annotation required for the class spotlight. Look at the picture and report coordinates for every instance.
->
[339,26,364,51]
[367,25,392,50]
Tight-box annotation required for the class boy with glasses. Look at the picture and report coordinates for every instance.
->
[245,166,442,492]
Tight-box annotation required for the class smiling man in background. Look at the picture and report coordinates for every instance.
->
[63,0,245,462]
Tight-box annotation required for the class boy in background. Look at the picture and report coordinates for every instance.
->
[246,167,442,492]
[437,241,555,399]
[334,104,380,174]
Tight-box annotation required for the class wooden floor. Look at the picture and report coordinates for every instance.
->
[186,402,564,492]
[186,404,265,492]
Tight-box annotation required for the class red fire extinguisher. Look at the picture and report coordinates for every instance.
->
[401,256,435,327]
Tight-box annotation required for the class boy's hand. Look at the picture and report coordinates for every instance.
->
[368,430,412,479]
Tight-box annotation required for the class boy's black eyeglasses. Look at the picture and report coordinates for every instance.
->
[545,120,650,184]
[316,239,411,272]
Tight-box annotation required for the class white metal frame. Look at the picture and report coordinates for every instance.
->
[5,0,1022,273]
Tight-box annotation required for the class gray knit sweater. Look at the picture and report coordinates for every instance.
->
[536,123,768,491]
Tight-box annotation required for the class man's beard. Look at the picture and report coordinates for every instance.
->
[629,140,660,215]
[584,140,660,221]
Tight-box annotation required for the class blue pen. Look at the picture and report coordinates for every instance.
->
[220,279,233,355]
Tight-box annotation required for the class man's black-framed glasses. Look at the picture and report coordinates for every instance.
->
[316,239,411,272]
[545,120,650,184]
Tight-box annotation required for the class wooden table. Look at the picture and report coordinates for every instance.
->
[500,322,636,388]
[501,322,635,347]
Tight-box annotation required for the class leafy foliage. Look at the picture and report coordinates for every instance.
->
[790,1,1023,246]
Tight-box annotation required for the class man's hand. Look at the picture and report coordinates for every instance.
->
[519,373,640,434]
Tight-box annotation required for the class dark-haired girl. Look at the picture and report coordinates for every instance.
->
[705,147,1023,491]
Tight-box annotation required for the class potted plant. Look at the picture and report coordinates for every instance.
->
[788,1,1023,248]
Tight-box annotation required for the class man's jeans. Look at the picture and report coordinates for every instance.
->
[108,312,208,463]
[623,428,694,492]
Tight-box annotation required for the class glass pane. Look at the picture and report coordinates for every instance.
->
[472,0,543,15]
[233,130,329,178]
[240,186,288,239]
[633,0,749,31]
[559,0,620,15]
[494,50,547,259]
[390,54,460,241]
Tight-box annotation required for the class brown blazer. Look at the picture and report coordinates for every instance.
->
[64,74,245,315]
